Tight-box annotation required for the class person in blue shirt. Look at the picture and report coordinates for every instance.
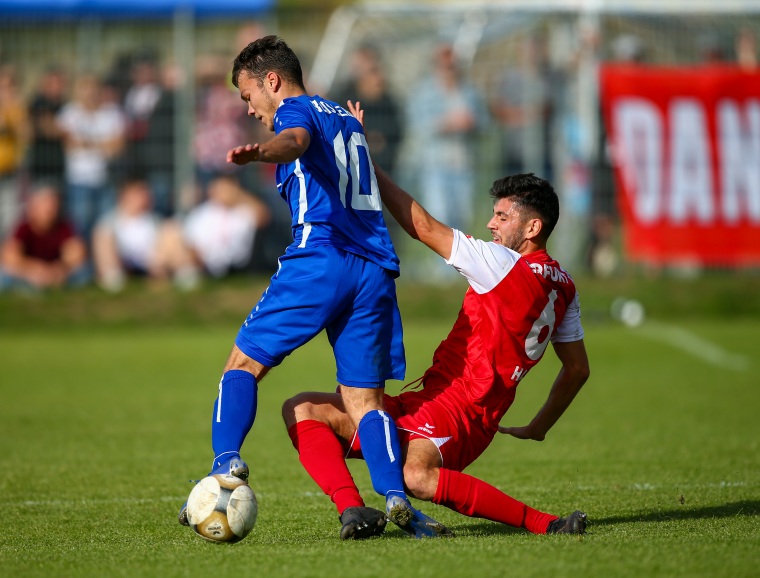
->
[179,35,448,540]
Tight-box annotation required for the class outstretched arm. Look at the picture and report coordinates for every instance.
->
[227,127,311,165]
[373,164,454,260]
[499,339,590,441]
[348,100,454,260]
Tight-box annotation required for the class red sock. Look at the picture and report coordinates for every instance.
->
[287,420,364,515]
[433,468,558,534]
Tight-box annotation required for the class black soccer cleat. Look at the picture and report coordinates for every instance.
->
[339,506,388,540]
[546,510,587,535]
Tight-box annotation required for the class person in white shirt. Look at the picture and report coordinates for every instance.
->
[92,177,197,292]
[57,74,125,240]
[182,175,270,278]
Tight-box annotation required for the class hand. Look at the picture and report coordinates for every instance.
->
[346,100,364,127]
[227,143,261,165]
[497,424,545,441]
[439,110,476,134]
[26,262,66,288]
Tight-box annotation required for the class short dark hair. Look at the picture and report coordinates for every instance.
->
[489,173,560,241]
[231,35,305,90]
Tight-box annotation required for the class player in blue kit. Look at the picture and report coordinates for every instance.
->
[179,35,448,540]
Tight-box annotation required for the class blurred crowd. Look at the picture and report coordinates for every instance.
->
[0,39,281,294]
[0,23,756,293]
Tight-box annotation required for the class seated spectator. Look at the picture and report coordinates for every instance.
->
[0,183,89,292]
[182,175,270,278]
[92,177,198,292]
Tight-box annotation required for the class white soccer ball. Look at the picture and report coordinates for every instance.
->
[186,474,258,543]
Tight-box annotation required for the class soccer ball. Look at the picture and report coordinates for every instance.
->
[186,474,258,543]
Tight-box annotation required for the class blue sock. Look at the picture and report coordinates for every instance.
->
[358,410,407,499]
[211,370,258,470]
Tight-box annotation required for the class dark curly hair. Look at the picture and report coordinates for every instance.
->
[489,173,560,241]
[231,35,305,90]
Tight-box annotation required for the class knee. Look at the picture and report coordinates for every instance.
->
[281,392,323,429]
[402,462,439,502]
[281,393,307,428]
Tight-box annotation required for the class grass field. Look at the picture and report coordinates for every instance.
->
[1,279,759,577]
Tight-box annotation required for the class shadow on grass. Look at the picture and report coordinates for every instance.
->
[387,500,760,539]
[592,499,760,526]
[430,523,524,539]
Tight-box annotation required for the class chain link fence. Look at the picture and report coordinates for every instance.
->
[1,3,758,279]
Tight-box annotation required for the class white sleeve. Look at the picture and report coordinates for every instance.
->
[445,229,520,294]
[551,292,585,343]
[57,106,75,133]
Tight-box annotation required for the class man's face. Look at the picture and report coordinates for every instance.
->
[487,197,530,252]
[27,189,60,232]
[237,73,278,132]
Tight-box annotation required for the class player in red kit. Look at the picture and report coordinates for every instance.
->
[281,102,590,540]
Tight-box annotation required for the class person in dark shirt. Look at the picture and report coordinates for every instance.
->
[331,44,403,177]
[27,67,68,187]
[0,183,89,291]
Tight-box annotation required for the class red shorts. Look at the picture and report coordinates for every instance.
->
[347,382,497,473]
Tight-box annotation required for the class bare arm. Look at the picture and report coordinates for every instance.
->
[1,237,27,272]
[1,237,68,287]
[60,236,88,271]
[373,164,454,259]
[227,127,311,165]
[499,339,590,441]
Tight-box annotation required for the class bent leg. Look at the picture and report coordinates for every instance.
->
[401,437,444,500]
[385,437,453,538]
[399,423,559,535]
[340,385,406,499]
[91,225,125,292]
[282,392,364,515]
[283,392,388,540]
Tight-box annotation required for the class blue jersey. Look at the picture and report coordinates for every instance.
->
[273,95,399,275]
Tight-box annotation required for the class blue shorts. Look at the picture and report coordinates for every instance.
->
[235,245,405,388]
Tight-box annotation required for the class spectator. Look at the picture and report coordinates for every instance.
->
[580,32,642,277]
[192,54,248,198]
[407,43,487,234]
[0,64,30,238]
[490,34,554,180]
[139,61,181,217]
[26,65,68,190]
[404,42,487,282]
[57,74,126,241]
[121,49,163,182]
[736,27,758,70]
[0,183,89,292]
[181,174,270,278]
[92,177,198,293]
[698,32,727,65]
[331,44,404,178]
[610,34,645,63]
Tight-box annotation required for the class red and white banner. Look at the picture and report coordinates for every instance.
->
[600,65,760,266]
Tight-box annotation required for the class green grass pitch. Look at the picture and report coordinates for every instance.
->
[0,288,758,577]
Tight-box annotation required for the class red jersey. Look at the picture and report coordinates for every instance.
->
[12,220,76,262]
[419,230,584,430]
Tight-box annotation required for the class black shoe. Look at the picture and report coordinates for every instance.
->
[547,510,587,535]
[339,507,388,540]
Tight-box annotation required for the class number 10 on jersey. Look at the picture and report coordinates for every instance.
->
[333,132,382,211]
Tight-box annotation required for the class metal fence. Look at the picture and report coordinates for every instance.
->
[1,2,759,279]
